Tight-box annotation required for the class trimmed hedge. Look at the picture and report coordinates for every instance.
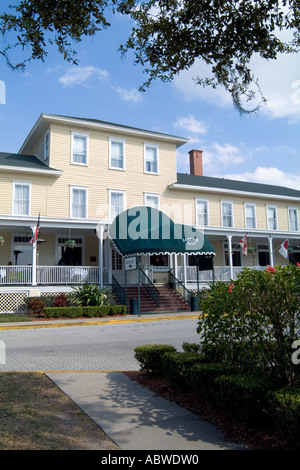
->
[134,344,176,376]
[186,362,239,401]
[161,351,206,389]
[214,373,272,423]
[133,342,300,448]
[266,387,300,447]
[43,304,126,318]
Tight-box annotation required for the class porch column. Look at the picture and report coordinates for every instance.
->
[227,235,233,280]
[30,226,37,286]
[174,254,178,279]
[183,254,187,288]
[268,237,274,267]
[98,225,104,288]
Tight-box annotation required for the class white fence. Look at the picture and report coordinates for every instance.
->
[0,265,99,285]
[177,265,267,283]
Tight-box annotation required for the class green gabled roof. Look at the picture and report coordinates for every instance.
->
[176,173,300,199]
[0,152,60,173]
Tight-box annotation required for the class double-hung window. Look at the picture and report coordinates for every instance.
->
[144,144,159,174]
[196,199,209,226]
[109,190,125,220]
[267,205,277,230]
[144,193,160,209]
[221,201,233,227]
[109,138,125,170]
[245,203,256,229]
[70,186,88,218]
[12,182,31,216]
[71,132,88,165]
[289,207,298,231]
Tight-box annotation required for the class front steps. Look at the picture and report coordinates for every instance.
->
[124,284,191,314]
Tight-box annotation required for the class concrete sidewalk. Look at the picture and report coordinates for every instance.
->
[46,371,248,451]
[0,311,248,450]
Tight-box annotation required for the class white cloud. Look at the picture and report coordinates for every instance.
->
[222,166,300,191]
[113,86,142,103]
[173,61,232,108]
[173,53,300,121]
[175,115,208,134]
[59,66,109,87]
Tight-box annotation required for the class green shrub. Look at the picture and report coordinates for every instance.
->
[186,362,239,401]
[266,387,300,447]
[197,265,300,386]
[109,304,126,315]
[161,351,206,389]
[43,305,116,318]
[72,283,112,307]
[182,342,201,353]
[134,344,176,376]
[214,373,272,423]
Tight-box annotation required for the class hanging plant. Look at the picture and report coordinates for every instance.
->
[65,239,77,249]
[0,236,4,246]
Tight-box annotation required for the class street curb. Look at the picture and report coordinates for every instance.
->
[0,313,199,331]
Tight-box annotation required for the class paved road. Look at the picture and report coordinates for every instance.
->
[0,317,200,372]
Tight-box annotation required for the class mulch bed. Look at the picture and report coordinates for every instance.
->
[124,371,290,451]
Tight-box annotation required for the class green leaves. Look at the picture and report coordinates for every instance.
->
[72,283,112,307]
[1,0,299,112]
[198,265,300,386]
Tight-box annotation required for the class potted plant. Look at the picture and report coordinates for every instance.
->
[65,239,77,249]
[0,236,4,246]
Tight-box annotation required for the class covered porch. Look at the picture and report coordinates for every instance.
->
[0,215,299,288]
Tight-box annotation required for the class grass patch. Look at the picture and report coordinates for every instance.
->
[0,373,119,450]
[0,314,35,323]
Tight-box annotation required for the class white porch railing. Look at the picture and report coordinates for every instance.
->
[37,266,99,284]
[0,266,32,285]
[177,265,267,283]
[0,265,99,285]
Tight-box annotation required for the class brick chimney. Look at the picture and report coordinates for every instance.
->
[189,149,203,176]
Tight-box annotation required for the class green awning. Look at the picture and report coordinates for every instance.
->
[109,206,215,257]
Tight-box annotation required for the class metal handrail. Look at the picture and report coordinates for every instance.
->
[112,275,126,306]
[140,268,160,307]
[168,269,192,306]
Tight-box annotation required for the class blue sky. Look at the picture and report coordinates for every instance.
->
[0,4,300,189]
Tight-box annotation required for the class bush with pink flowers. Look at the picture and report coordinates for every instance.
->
[198,265,300,387]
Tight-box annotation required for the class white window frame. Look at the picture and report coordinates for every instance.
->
[221,200,234,228]
[12,181,31,216]
[288,206,299,232]
[144,143,159,175]
[245,203,256,229]
[109,137,125,170]
[109,189,126,220]
[144,193,160,209]
[267,205,278,230]
[196,198,209,227]
[71,131,89,166]
[70,185,88,219]
[44,131,50,161]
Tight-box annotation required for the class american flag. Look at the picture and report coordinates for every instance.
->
[30,214,40,244]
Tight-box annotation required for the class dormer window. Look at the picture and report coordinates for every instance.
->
[44,132,50,161]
